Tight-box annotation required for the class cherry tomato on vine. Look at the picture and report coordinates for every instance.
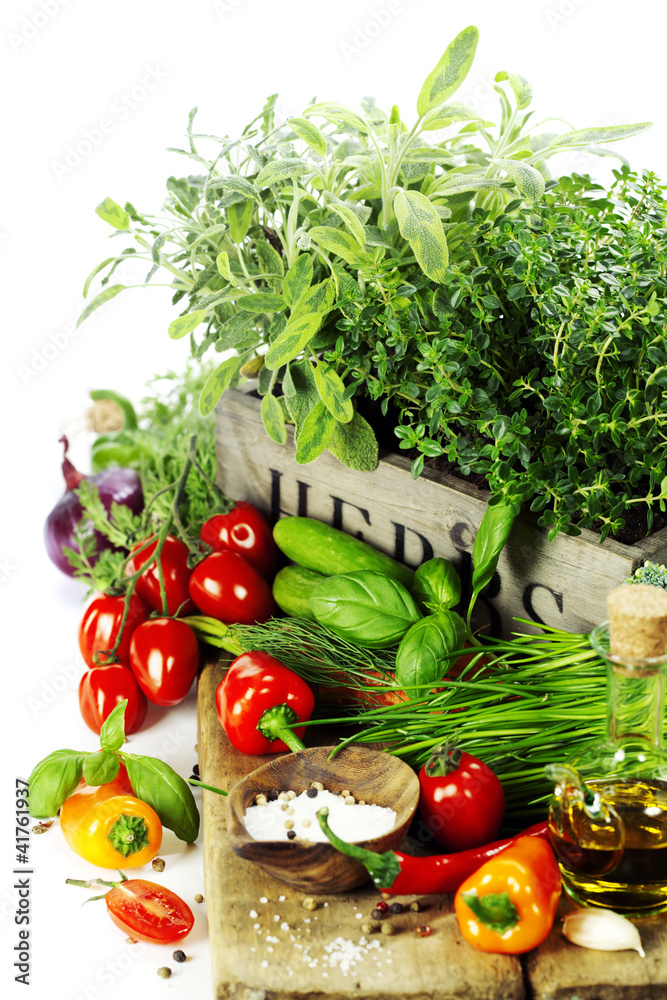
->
[60,783,162,868]
[129,618,200,707]
[78,592,150,668]
[79,664,148,734]
[188,550,276,625]
[200,502,278,579]
[126,535,197,617]
[103,877,194,943]
[417,742,505,852]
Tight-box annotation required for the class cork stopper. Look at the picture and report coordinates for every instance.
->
[607,585,667,659]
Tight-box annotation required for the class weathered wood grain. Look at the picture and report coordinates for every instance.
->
[214,388,667,638]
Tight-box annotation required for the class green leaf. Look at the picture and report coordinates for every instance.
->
[328,411,378,471]
[209,174,262,205]
[95,197,130,230]
[395,611,467,689]
[255,239,284,277]
[256,157,310,188]
[291,277,335,321]
[166,176,201,213]
[283,360,319,436]
[215,312,257,351]
[122,753,200,843]
[236,292,286,313]
[287,116,327,156]
[294,401,336,464]
[261,392,288,444]
[304,101,370,135]
[546,122,652,151]
[99,699,127,752]
[168,308,208,340]
[470,502,516,620]
[28,750,87,818]
[198,355,242,416]
[82,256,116,298]
[216,250,232,280]
[309,226,372,269]
[264,313,322,370]
[313,362,354,423]
[417,26,479,117]
[227,198,254,243]
[83,750,120,787]
[495,71,533,110]
[494,158,545,201]
[283,254,313,310]
[328,204,367,247]
[393,189,449,282]
[310,571,421,649]
[411,557,462,614]
[421,102,488,131]
[76,284,126,328]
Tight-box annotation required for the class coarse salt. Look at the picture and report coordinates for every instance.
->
[244,788,396,843]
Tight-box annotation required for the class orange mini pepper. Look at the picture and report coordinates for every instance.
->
[60,763,162,869]
[454,834,561,954]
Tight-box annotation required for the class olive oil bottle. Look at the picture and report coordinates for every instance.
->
[547,584,667,915]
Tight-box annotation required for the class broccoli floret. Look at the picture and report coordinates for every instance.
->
[623,561,667,590]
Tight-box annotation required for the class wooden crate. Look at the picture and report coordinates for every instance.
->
[215,388,667,637]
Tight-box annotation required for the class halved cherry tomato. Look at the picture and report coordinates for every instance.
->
[105,878,194,943]
[188,550,276,625]
[200,502,278,579]
[78,592,150,668]
[78,664,147,734]
[60,780,162,868]
[129,618,199,707]
[126,535,197,617]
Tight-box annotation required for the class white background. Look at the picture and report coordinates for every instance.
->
[2,1,666,998]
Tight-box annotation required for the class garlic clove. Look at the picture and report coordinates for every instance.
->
[562,908,645,958]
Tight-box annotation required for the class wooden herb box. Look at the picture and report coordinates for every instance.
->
[215,388,667,637]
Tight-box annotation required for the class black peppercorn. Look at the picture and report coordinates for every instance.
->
[306,787,318,798]
[172,950,187,963]
[389,902,404,914]
[267,789,279,801]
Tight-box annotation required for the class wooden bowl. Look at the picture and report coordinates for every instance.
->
[226,745,419,893]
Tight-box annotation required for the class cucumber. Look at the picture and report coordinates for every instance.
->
[273,516,414,588]
[272,565,325,619]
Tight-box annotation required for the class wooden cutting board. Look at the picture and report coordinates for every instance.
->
[197,658,667,1000]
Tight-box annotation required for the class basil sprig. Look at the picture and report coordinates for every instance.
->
[27,701,200,843]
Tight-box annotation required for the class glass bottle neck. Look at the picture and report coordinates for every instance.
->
[606,660,665,748]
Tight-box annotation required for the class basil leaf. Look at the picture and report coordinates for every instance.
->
[310,571,421,648]
[99,699,128,752]
[469,502,517,621]
[122,753,200,843]
[395,611,467,690]
[28,750,87,818]
[83,750,120,787]
[411,558,462,614]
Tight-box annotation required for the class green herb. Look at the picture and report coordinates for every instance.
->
[624,561,667,589]
[309,571,422,648]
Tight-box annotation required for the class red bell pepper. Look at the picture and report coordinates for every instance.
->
[215,651,315,755]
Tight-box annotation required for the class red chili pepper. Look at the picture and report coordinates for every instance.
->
[215,651,315,755]
[317,809,549,896]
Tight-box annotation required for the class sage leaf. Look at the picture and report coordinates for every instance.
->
[215,312,256,351]
[394,189,449,282]
[28,750,87,819]
[99,699,127,752]
[494,158,545,201]
[83,750,120,787]
[304,101,370,135]
[395,611,467,690]
[283,360,319,436]
[227,198,254,243]
[421,102,488,132]
[283,254,313,310]
[256,157,309,188]
[327,205,367,247]
[412,557,462,614]
[295,401,336,464]
[291,277,335,321]
[313,363,354,423]
[122,753,200,843]
[310,571,421,649]
[328,411,379,471]
[209,174,262,205]
[82,256,116,298]
[216,250,232,280]
[287,116,327,156]
[545,122,652,151]
[261,392,288,444]
[495,71,533,111]
[469,502,516,620]
[417,25,479,118]
[198,355,242,416]
[309,226,372,269]
[77,284,126,328]
[264,313,322,370]
[168,308,208,340]
[95,197,130,230]
[236,292,286,313]
[255,239,284,277]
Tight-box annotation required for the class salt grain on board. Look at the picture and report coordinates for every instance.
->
[244,788,396,842]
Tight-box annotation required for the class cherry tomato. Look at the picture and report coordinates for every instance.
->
[78,592,150,668]
[417,743,505,852]
[60,784,162,868]
[126,535,197,617]
[200,502,278,579]
[104,878,194,943]
[78,664,148,734]
[188,550,276,625]
[129,618,199,707]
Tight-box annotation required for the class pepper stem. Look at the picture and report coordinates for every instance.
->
[106,814,150,857]
[316,808,401,889]
[257,703,306,752]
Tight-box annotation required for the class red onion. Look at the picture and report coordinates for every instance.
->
[44,436,144,576]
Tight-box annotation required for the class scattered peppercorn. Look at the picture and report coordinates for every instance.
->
[302,897,317,911]
[286,829,297,840]
[389,902,404,914]
[409,900,421,912]
[306,787,318,798]
[381,922,395,936]
[172,950,187,963]
[157,967,172,979]
[370,908,386,920]
[361,921,378,935]
[194,894,204,904]
[32,824,49,835]
[416,925,432,938]
[267,789,279,801]
[375,900,389,914]
[380,892,392,901]
[152,857,166,872]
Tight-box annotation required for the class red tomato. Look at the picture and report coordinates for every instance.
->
[129,618,200,707]
[126,535,197,617]
[188,550,276,625]
[78,592,150,668]
[200,502,278,579]
[79,665,148,734]
[105,878,194,944]
[417,745,505,852]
